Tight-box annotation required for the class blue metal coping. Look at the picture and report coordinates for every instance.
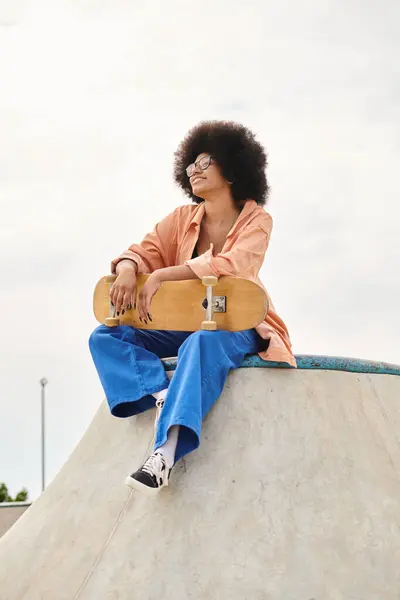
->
[163,354,400,376]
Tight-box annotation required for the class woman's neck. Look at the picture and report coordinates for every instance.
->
[203,190,241,226]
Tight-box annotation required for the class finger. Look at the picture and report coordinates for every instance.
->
[138,290,148,324]
[129,293,135,312]
[143,290,152,322]
[109,284,116,306]
[115,290,125,314]
[141,295,149,323]
[146,283,159,321]
[145,287,155,323]
[137,290,143,322]
[131,285,137,311]
[147,287,156,321]
[139,297,147,324]
[110,286,120,310]
[121,292,131,315]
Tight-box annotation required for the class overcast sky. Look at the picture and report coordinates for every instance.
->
[1,0,399,500]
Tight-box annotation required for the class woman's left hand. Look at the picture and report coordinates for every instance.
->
[137,272,162,324]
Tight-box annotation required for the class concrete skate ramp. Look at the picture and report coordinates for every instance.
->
[1,356,400,600]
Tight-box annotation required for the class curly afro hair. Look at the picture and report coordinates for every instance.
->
[173,120,269,206]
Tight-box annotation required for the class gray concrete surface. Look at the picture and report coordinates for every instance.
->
[0,368,399,599]
[0,503,30,538]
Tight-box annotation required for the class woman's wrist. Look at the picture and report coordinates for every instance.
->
[116,259,138,275]
[152,265,197,283]
[151,269,165,282]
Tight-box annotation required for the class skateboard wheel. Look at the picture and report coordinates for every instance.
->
[104,275,117,284]
[201,320,217,331]
[202,276,218,287]
[105,317,120,327]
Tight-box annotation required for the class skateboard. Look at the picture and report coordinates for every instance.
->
[93,274,268,332]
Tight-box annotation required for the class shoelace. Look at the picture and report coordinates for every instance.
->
[142,453,166,486]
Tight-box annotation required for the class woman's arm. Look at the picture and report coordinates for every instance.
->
[111,209,178,275]
[154,264,198,282]
[136,265,198,322]
[185,219,272,280]
[136,212,272,322]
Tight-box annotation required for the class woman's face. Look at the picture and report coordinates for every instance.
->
[188,153,230,199]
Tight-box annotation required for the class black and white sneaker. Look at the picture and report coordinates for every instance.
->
[125,453,171,497]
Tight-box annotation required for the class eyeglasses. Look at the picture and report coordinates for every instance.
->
[186,155,213,178]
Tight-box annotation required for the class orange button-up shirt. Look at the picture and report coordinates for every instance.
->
[111,200,296,367]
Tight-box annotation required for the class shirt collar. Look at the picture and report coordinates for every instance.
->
[189,199,257,231]
[189,202,206,228]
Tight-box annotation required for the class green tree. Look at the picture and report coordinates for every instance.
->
[0,482,29,503]
[14,488,28,502]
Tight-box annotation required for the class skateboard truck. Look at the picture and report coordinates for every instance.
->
[201,276,221,331]
[102,274,225,331]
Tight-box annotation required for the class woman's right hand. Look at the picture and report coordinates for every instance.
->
[109,261,137,315]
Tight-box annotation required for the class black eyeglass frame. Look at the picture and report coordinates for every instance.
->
[186,155,214,178]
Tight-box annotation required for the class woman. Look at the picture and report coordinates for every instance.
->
[89,120,296,497]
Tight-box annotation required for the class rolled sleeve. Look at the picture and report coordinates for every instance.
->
[185,249,218,279]
[110,209,178,275]
[185,222,271,280]
[111,251,140,274]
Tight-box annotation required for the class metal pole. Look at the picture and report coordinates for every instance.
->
[40,378,48,492]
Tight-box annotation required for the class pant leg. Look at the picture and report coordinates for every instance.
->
[154,328,263,462]
[88,325,191,418]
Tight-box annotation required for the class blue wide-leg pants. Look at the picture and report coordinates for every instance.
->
[89,325,263,462]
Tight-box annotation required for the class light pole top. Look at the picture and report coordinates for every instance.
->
[40,378,48,387]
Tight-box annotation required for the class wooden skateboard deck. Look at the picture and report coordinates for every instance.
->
[93,274,268,332]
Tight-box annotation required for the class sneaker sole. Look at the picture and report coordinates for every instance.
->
[124,475,164,497]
